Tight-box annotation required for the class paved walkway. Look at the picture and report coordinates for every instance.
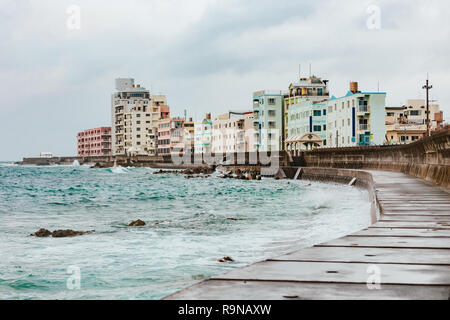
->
[165,171,450,300]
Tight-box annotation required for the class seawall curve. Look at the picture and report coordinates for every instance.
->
[164,167,450,300]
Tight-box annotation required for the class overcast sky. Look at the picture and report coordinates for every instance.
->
[1,0,449,160]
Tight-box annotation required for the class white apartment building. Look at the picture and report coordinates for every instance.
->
[194,113,213,154]
[284,75,330,144]
[253,90,284,152]
[111,78,162,156]
[212,112,255,154]
[326,82,386,147]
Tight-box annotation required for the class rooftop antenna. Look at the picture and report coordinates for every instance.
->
[309,63,311,77]
[377,81,380,92]
[298,64,301,79]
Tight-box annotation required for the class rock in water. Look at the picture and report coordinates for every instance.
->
[51,229,94,237]
[218,256,234,262]
[128,219,146,226]
[31,228,52,237]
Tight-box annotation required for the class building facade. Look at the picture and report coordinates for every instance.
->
[285,101,327,151]
[194,113,213,154]
[283,76,330,146]
[111,78,166,156]
[385,99,443,143]
[212,111,255,154]
[183,118,195,155]
[77,127,111,157]
[326,82,386,148]
[252,90,284,152]
[157,118,185,156]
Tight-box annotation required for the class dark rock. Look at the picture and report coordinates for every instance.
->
[218,256,234,262]
[31,228,52,237]
[51,229,94,237]
[91,162,102,168]
[128,219,146,227]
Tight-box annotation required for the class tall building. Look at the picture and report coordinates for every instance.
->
[77,127,111,157]
[252,90,284,151]
[283,75,330,146]
[111,78,164,156]
[326,82,386,147]
[385,99,443,143]
[194,113,213,154]
[212,111,256,154]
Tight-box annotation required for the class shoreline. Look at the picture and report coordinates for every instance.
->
[164,168,450,300]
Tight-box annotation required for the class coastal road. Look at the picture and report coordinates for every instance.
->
[164,170,450,300]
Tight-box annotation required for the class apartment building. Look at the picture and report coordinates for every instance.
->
[77,127,112,157]
[157,118,185,156]
[326,82,386,147]
[194,113,213,154]
[286,101,327,151]
[385,99,443,143]
[212,111,255,154]
[283,75,330,145]
[111,78,165,156]
[184,118,195,155]
[252,90,284,152]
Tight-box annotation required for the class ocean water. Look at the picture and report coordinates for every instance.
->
[0,162,371,299]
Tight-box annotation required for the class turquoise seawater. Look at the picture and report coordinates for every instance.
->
[0,162,371,299]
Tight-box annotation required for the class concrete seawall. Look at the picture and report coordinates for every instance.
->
[301,128,449,190]
[165,167,450,300]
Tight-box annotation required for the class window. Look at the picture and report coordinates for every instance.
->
[323,109,327,116]
[410,110,421,116]
[268,98,276,105]
[323,124,326,131]
[313,125,322,132]
[313,110,321,117]
[268,110,276,117]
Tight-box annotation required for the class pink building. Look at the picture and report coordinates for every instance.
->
[77,127,112,157]
[157,118,185,156]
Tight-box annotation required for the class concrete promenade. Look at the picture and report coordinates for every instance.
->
[165,170,450,299]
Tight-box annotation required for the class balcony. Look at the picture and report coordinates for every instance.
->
[358,124,370,131]
[357,105,370,115]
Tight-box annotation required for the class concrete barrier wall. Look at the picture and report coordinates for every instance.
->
[301,128,450,190]
[282,167,379,223]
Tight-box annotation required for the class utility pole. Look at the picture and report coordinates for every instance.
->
[422,76,433,137]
